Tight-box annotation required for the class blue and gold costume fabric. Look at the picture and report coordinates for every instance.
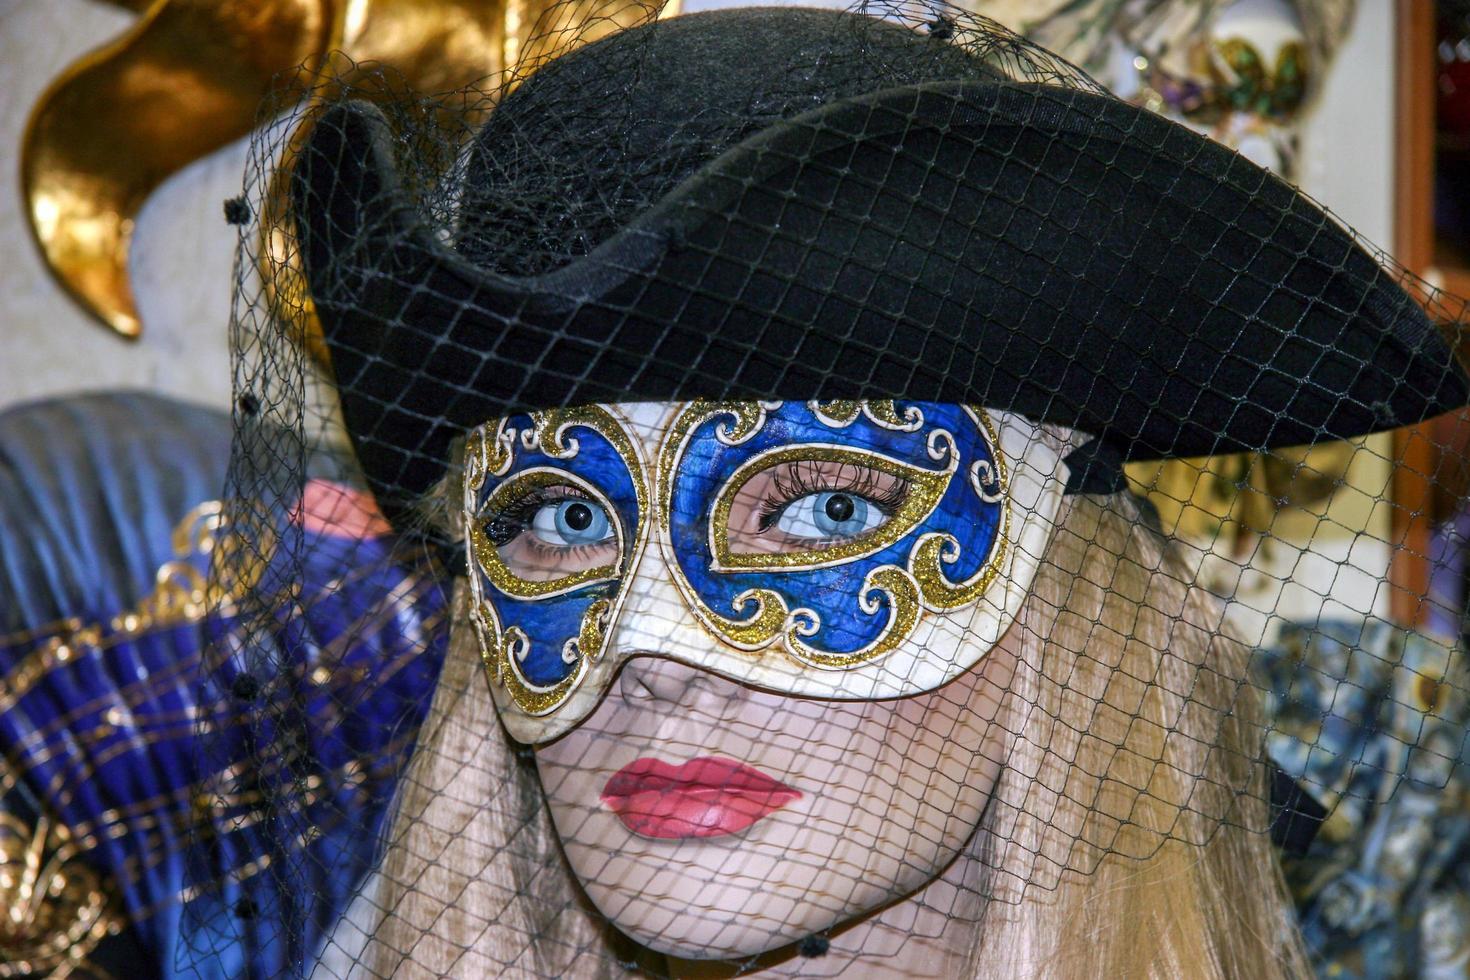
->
[1257,618,1470,979]
[0,394,446,978]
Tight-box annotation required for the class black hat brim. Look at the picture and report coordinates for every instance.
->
[293,80,1469,512]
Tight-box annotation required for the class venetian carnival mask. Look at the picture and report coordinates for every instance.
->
[462,400,1068,743]
[1131,0,1310,175]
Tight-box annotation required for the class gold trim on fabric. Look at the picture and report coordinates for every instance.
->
[0,810,122,978]
[0,499,269,716]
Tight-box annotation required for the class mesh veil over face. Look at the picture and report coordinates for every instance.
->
[184,1,1470,975]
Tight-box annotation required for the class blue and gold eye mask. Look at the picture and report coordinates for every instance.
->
[463,401,1068,744]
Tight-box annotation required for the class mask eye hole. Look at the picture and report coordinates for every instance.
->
[773,490,886,541]
[725,458,911,556]
[480,475,622,584]
[530,498,614,547]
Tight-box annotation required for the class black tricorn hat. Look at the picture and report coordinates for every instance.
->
[291,5,1470,515]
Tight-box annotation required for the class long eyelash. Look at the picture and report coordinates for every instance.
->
[483,484,591,545]
[757,461,910,531]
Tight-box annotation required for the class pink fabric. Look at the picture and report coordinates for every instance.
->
[295,479,393,540]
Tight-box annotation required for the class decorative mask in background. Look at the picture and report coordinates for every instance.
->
[1126,0,1320,178]
[974,0,1362,583]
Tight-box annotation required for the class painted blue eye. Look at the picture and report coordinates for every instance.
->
[776,491,884,540]
[531,499,614,547]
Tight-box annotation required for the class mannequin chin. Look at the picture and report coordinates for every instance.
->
[535,640,1015,958]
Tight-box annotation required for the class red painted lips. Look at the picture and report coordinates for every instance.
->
[601,756,801,839]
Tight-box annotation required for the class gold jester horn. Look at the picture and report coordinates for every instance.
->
[22,0,331,339]
[23,0,670,342]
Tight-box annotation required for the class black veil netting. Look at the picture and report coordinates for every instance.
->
[180,0,1470,975]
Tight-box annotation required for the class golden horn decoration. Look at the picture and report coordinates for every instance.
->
[22,0,332,339]
[24,0,674,343]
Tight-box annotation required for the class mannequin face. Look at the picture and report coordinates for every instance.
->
[535,637,1017,958]
[464,400,1069,957]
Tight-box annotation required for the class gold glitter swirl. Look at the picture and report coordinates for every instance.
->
[909,530,1004,611]
[656,402,772,520]
[807,400,924,431]
[463,404,651,719]
[574,598,613,664]
[498,625,584,716]
[655,401,1011,671]
[709,444,955,572]
[0,811,121,978]
[907,407,1009,611]
[525,405,651,545]
[468,469,623,600]
[462,419,517,498]
[527,410,582,459]
[470,597,586,717]
[698,587,790,651]
[461,427,489,518]
[786,565,921,669]
[710,402,771,447]
[468,588,503,685]
[808,400,861,426]
[656,402,785,653]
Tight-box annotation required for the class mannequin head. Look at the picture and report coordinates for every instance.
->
[351,445,1310,977]
[270,7,1468,976]
[453,399,1263,963]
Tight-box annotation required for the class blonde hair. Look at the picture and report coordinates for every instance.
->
[968,492,1311,979]
[345,491,1311,979]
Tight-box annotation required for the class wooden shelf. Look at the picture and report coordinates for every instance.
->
[1392,0,1459,627]
[1430,262,1470,299]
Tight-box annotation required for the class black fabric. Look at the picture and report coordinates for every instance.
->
[1268,764,1328,857]
[456,9,996,275]
[292,6,1469,517]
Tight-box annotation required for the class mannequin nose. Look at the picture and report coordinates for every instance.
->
[617,656,746,711]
